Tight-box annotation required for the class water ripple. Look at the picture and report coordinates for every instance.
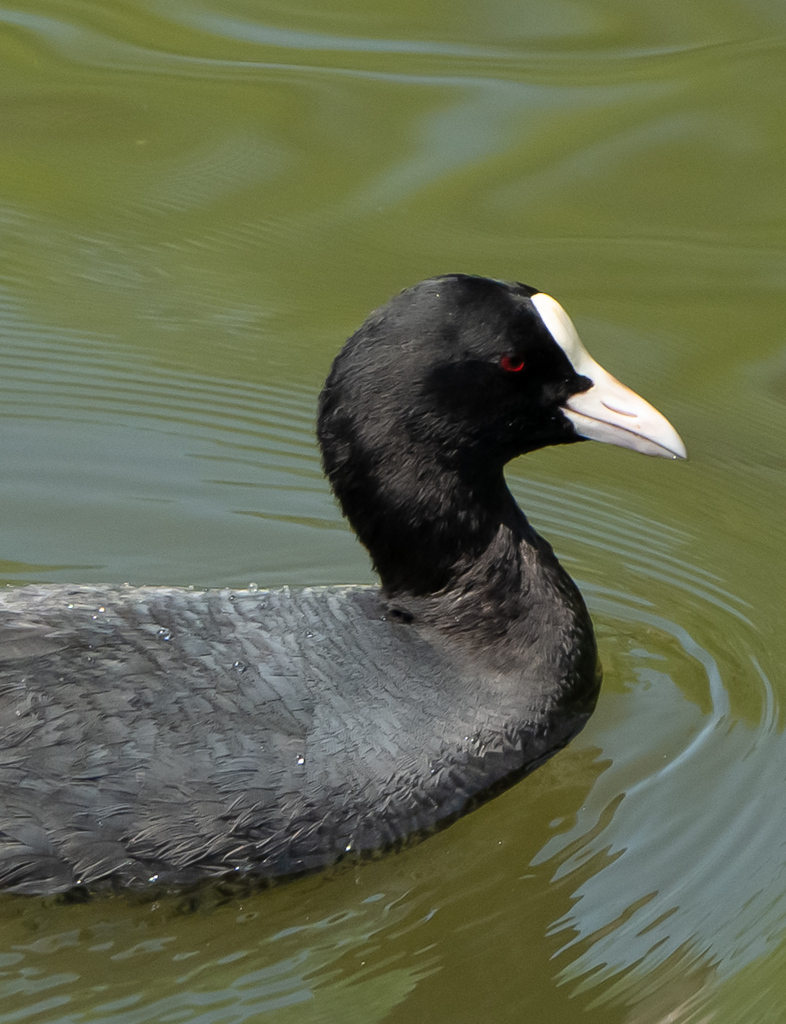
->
[508,470,785,1001]
[3,4,785,88]
[0,288,316,456]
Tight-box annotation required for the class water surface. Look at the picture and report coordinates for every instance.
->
[1,0,785,1021]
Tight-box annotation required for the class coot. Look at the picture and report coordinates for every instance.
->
[0,275,685,895]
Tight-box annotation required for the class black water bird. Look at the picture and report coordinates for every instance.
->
[0,275,685,894]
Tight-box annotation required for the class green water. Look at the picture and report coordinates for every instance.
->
[1,0,785,1021]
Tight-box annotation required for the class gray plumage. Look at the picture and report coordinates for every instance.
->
[0,568,594,894]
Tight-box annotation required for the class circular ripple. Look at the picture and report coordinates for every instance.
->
[505,473,782,1002]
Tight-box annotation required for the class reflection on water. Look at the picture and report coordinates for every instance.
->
[0,884,439,1022]
[1,0,786,1021]
[516,475,783,999]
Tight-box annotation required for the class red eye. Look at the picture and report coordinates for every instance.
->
[500,355,525,373]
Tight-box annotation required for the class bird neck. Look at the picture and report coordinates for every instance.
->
[324,431,596,683]
[332,447,532,600]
